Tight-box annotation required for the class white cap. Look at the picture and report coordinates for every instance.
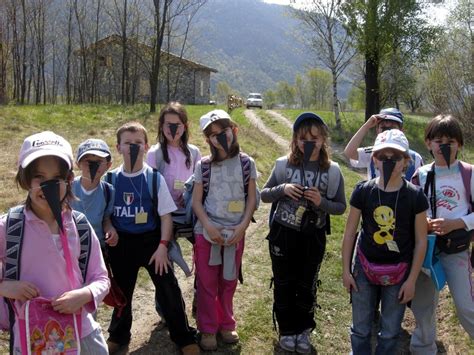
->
[372,129,409,154]
[200,109,232,131]
[18,131,73,169]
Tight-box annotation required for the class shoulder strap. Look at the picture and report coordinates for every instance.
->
[188,144,200,170]
[154,145,166,173]
[423,163,436,218]
[145,167,161,213]
[274,157,288,184]
[369,159,376,179]
[105,168,119,186]
[239,153,251,200]
[327,161,341,199]
[101,180,111,207]
[4,206,26,281]
[201,156,211,203]
[405,150,418,180]
[71,211,92,282]
[459,161,473,212]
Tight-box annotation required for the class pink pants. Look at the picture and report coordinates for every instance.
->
[194,234,245,333]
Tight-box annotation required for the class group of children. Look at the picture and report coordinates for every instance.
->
[0,103,471,354]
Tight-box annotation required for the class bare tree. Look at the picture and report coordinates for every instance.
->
[65,2,73,104]
[293,0,355,130]
[149,0,206,112]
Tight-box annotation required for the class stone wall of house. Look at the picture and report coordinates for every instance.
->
[79,42,212,105]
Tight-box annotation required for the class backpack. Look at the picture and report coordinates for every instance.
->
[153,143,200,174]
[105,166,161,217]
[268,157,341,234]
[4,206,92,355]
[370,149,418,180]
[182,152,257,226]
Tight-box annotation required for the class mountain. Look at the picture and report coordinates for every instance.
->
[190,0,314,97]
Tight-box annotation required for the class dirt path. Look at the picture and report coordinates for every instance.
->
[244,109,290,150]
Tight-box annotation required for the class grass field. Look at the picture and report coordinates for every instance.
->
[0,104,472,353]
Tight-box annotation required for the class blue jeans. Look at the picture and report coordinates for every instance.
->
[350,257,406,355]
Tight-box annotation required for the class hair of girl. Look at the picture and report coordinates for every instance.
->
[289,118,331,169]
[158,102,192,169]
[424,114,464,146]
[203,119,240,163]
[15,156,75,210]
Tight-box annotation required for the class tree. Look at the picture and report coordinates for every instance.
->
[341,0,438,119]
[306,68,331,109]
[149,0,206,113]
[216,81,233,104]
[425,0,473,133]
[276,81,296,108]
[293,0,355,130]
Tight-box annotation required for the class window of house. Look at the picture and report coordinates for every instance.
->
[200,80,204,97]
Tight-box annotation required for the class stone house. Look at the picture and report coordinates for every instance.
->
[74,34,217,104]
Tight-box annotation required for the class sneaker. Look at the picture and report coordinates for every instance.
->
[181,343,200,355]
[220,330,239,344]
[200,333,217,351]
[106,340,128,354]
[296,329,312,354]
[279,335,296,352]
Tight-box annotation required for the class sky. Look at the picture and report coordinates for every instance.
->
[262,0,454,25]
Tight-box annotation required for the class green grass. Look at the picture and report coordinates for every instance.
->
[0,105,472,353]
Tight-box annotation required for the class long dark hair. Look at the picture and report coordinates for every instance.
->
[158,102,192,169]
[289,118,331,169]
[203,119,240,162]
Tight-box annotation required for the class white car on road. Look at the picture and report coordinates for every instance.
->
[246,93,263,109]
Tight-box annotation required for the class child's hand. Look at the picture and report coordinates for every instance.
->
[430,218,460,236]
[303,187,322,206]
[398,279,416,304]
[0,280,39,302]
[149,244,172,276]
[104,227,119,247]
[226,224,247,245]
[205,225,225,245]
[342,271,358,293]
[51,288,92,314]
[283,183,304,201]
[364,114,381,129]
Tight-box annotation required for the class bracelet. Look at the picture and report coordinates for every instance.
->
[159,240,169,248]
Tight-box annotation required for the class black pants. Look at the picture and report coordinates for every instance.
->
[267,222,326,335]
[108,229,196,347]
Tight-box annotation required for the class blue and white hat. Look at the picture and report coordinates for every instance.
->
[379,107,404,125]
[76,138,112,162]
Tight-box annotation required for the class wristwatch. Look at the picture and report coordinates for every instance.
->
[159,240,169,248]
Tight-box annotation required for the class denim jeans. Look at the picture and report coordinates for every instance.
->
[350,256,406,355]
[410,249,474,354]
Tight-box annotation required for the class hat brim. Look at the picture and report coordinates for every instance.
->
[381,115,403,124]
[77,149,111,162]
[21,150,72,169]
[372,143,407,154]
[201,117,231,132]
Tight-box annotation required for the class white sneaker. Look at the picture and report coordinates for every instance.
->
[296,329,312,354]
[279,334,296,352]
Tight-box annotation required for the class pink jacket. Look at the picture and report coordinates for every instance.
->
[0,207,110,345]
